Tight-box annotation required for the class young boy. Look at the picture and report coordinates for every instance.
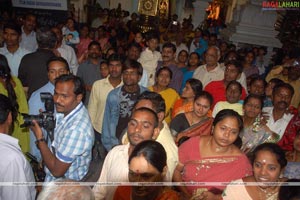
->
[138,32,162,86]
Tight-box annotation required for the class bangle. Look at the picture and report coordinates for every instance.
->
[35,137,46,147]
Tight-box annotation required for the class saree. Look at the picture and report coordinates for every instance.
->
[179,137,252,195]
[175,117,213,145]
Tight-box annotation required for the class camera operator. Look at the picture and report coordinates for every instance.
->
[0,94,36,200]
[30,74,94,182]
[28,57,70,162]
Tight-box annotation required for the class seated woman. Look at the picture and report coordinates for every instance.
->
[223,143,287,200]
[173,109,252,200]
[212,80,243,117]
[283,131,300,179]
[170,91,213,144]
[240,94,273,154]
[172,78,203,119]
[149,67,180,124]
[113,140,179,200]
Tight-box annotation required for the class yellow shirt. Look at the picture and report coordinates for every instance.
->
[88,76,123,133]
[0,76,29,153]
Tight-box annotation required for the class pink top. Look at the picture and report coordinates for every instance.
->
[76,37,92,58]
[179,136,252,194]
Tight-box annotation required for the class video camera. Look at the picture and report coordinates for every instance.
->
[21,92,55,132]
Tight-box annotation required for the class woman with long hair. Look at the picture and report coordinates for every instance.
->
[0,54,29,153]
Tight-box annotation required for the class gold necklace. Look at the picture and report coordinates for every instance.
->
[257,186,278,200]
[207,137,230,153]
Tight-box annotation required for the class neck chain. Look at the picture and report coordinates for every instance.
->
[207,137,230,153]
[257,186,278,200]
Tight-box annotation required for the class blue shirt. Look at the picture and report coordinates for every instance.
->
[28,82,54,161]
[45,102,94,182]
[101,85,148,151]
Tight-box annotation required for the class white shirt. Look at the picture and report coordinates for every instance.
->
[57,43,79,75]
[20,26,38,53]
[93,144,130,200]
[262,107,294,140]
[156,121,178,180]
[88,76,123,133]
[138,47,162,87]
[193,63,224,87]
[121,120,178,181]
[0,46,30,76]
[0,134,36,200]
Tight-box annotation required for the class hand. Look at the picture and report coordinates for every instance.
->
[30,120,43,140]
[196,191,221,200]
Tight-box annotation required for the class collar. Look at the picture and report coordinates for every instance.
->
[0,133,20,149]
[56,102,83,123]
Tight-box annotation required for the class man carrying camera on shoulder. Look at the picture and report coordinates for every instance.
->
[30,74,94,182]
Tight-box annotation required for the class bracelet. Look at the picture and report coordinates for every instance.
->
[35,137,46,147]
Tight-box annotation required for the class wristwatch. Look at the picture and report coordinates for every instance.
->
[35,137,46,148]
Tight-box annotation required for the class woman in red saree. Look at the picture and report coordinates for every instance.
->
[173,109,252,200]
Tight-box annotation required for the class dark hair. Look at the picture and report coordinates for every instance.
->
[122,59,143,76]
[162,42,176,53]
[128,140,166,173]
[226,80,242,94]
[272,82,294,97]
[243,94,264,110]
[127,42,142,53]
[0,94,17,124]
[0,55,19,111]
[55,74,85,98]
[252,143,287,168]
[186,78,203,96]
[145,31,159,42]
[194,91,213,107]
[46,57,70,72]
[107,53,124,64]
[244,50,256,61]
[268,78,284,86]
[3,22,21,35]
[213,109,243,131]
[131,107,159,128]
[249,76,267,88]
[155,66,173,79]
[36,27,57,49]
[88,41,101,50]
[225,60,243,73]
[278,179,300,200]
[136,91,166,113]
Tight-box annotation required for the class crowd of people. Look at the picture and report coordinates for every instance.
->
[0,7,300,200]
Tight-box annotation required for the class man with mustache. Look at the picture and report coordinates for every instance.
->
[30,74,94,182]
[262,82,300,151]
[93,107,160,200]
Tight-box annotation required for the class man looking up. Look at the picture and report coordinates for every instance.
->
[0,94,36,200]
[0,22,30,76]
[30,74,94,182]
[93,107,160,200]
[28,57,70,161]
[102,59,148,151]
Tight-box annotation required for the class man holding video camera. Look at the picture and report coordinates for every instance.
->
[30,74,94,182]
[28,57,70,163]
